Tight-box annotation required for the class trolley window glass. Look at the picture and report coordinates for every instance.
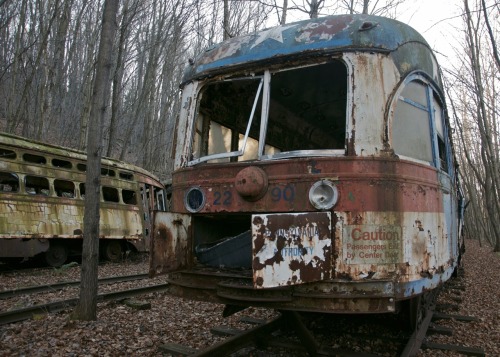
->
[392,78,449,172]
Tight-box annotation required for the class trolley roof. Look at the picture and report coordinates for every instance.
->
[0,132,161,182]
[183,14,430,84]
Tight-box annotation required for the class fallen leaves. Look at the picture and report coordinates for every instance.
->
[0,240,498,356]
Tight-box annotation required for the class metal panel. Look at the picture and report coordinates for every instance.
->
[149,212,191,277]
[252,212,332,288]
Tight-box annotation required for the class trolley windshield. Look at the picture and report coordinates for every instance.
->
[188,60,347,165]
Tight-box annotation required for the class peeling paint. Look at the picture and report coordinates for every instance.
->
[252,212,331,288]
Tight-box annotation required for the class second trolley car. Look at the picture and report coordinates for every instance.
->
[0,132,166,266]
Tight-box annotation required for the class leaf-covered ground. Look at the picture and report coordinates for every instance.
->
[0,239,498,356]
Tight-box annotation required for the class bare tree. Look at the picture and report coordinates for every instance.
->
[339,0,406,17]
[445,0,499,251]
[71,0,118,321]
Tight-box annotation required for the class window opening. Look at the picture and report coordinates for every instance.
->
[77,163,86,172]
[155,186,166,211]
[0,171,19,192]
[79,183,85,198]
[189,60,347,165]
[101,167,116,177]
[23,153,46,164]
[190,76,264,165]
[54,179,75,198]
[25,176,50,195]
[52,158,72,169]
[0,148,16,160]
[433,96,448,172]
[119,171,134,180]
[265,62,347,156]
[122,189,137,204]
[102,186,119,202]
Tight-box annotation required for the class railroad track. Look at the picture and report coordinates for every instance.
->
[0,282,168,325]
[160,308,486,357]
[0,273,149,299]
[158,278,486,357]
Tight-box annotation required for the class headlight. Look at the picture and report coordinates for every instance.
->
[184,186,205,213]
[309,180,338,210]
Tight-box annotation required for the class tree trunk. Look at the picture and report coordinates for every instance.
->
[71,0,118,321]
[281,0,288,25]
[223,0,229,40]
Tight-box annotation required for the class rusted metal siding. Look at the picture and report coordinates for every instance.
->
[336,210,450,283]
[149,212,191,277]
[167,157,454,282]
[0,197,143,240]
[171,158,441,214]
[344,52,399,157]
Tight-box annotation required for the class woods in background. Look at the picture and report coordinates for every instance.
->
[0,0,498,250]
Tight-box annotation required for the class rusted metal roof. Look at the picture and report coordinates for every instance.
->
[183,14,429,84]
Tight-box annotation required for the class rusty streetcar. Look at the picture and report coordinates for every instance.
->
[0,132,167,266]
[150,14,464,324]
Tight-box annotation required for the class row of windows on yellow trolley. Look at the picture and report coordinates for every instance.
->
[0,147,137,205]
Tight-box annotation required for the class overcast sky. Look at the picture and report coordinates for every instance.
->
[277,0,464,69]
[398,0,463,66]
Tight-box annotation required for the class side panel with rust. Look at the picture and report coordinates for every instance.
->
[149,212,191,277]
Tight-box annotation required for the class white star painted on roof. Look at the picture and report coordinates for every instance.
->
[250,24,295,49]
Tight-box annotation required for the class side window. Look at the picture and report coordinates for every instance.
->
[0,171,19,192]
[392,79,449,172]
[102,186,119,202]
[25,175,50,195]
[392,81,433,163]
[54,179,75,198]
[23,153,46,164]
[122,189,137,204]
[433,96,448,172]
[0,148,17,160]
[79,183,85,199]
[101,167,115,177]
[52,158,72,169]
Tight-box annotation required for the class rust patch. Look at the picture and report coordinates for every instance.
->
[252,212,332,288]
[149,212,191,277]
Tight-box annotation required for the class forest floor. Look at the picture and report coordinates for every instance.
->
[0,238,498,356]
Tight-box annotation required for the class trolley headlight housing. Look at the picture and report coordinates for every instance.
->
[184,186,206,213]
[309,179,339,210]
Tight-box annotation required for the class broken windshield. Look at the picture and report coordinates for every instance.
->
[188,60,347,166]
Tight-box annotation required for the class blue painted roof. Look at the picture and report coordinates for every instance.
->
[183,14,429,83]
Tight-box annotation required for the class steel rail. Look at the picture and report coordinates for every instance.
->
[0,283,169,325]
[0,273,149,299]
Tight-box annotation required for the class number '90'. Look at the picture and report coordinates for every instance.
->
[270,185,295,202]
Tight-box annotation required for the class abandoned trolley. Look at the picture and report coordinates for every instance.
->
[0,132,166,266]
[150,14,464,322]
